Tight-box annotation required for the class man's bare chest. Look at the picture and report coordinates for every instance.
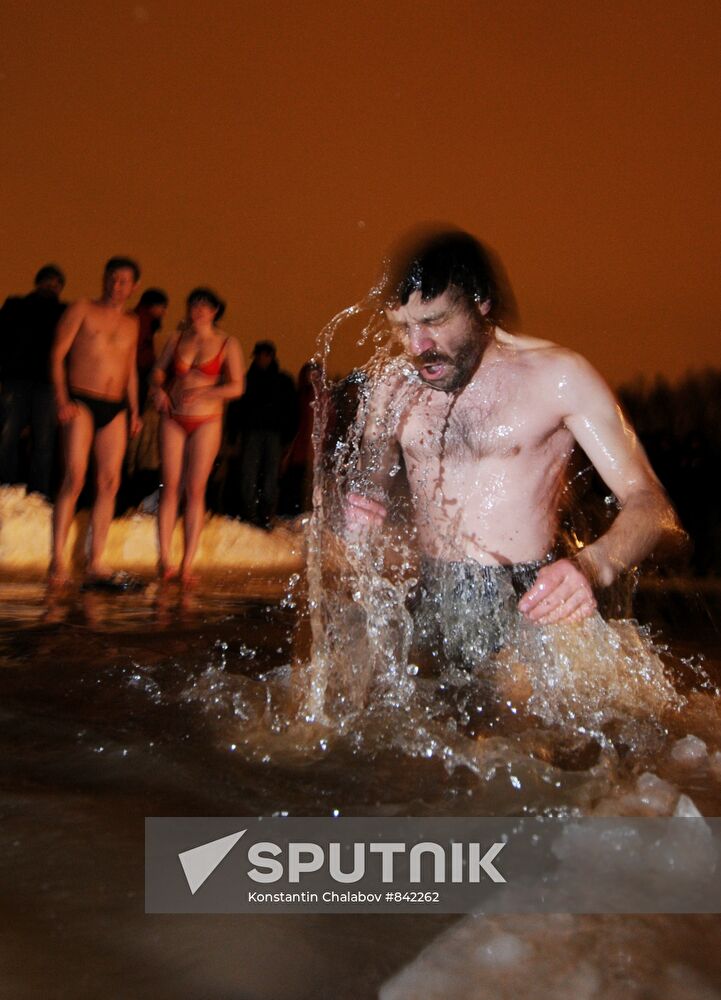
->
[75,316,132,355]
[398,385,562,464]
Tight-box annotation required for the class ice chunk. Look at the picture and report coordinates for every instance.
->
[670,735,708,766]
[673,794,704,818]
[475,932,532,967]
[636,771,679,815]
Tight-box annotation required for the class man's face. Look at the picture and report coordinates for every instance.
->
[254,350,274,369]
[386,288,488,393]
[37,277,64,298]
[103,267,137,306]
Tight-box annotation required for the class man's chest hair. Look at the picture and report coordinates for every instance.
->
[400,378,557,462]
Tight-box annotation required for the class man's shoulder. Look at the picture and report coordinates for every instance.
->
[68,297,93,315]
[494,327,556,351]
[497,332,596,379]
[529,344,614,417]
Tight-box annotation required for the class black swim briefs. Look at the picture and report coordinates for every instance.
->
[70,392,127,430]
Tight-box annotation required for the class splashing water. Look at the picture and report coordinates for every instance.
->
[284,281,707,785]
[297,292,418,726]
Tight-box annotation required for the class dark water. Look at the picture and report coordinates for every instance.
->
[0,581,456,1000]
[1,580,720,998]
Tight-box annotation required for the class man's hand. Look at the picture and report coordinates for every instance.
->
[129,412,143,438]
[345,492,388,530]
[57,401,79,425]
[517,558,597,624]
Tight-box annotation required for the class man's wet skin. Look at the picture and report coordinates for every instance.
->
[347,287,678,625]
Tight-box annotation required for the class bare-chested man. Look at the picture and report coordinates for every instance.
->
[49,257,142,585]
[347,230,681,659]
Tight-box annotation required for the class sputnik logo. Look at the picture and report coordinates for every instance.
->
[179,830,247,894]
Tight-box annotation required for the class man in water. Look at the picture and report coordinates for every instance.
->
[347,230,680,662]
[49,257,142,586]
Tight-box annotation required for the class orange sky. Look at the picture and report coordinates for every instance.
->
[2,0,720,386]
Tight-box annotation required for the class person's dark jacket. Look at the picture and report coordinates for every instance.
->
[237,359,298,443]
[0,291,66,383]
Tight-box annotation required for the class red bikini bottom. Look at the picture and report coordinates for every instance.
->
[168,412,222,435]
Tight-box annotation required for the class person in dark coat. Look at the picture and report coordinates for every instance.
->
[0,264,67,497]
[237,340,297,527]
[279,360,323,515]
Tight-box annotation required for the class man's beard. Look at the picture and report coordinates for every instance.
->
[413,338,481,393]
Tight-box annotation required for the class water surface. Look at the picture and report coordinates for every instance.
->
[1,580,720,998]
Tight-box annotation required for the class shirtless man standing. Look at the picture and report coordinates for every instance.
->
[347,230,681,661]
[49,257,142,585]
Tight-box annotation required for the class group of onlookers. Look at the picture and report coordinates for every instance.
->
[0,260,314,586]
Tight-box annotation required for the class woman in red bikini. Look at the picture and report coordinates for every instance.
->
[150,288,244,582]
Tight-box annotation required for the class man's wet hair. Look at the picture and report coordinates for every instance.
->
[387,228,519,328]
[187,287,225,323]
[104,256,141,282]
[137,288,168,309]
[34,264,65,288]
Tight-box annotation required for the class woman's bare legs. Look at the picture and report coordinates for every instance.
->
[158,416,186,578]
[180,420,221,583]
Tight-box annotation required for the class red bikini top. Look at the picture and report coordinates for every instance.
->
[173,337,228,378]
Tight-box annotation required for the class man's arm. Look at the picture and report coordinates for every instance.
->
[50,301,87,423]
[519,351,683,624]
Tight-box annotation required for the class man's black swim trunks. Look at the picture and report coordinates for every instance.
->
[70,392,127,430]
[410,555,551,669]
